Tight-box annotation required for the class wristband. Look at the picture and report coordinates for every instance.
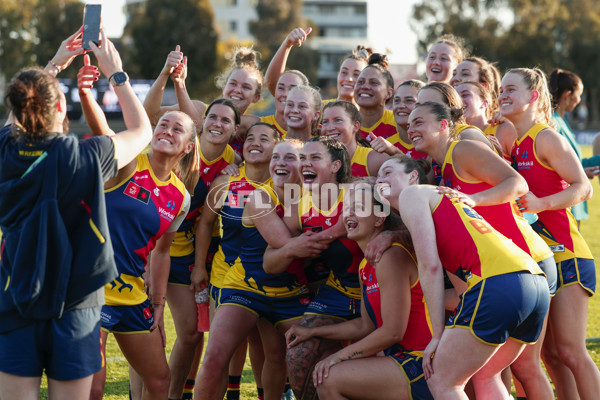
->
[48,60,62,73]
[152,296,167,306]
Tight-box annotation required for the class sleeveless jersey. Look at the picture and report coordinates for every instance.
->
[350,146,372,177]
[511,123,593,262]
[298,189,363,299]
[432,195,543,290]
[222,187,308,296]
[210,166,272,288]
[455,124,481,136]
[388,133,429,160]
[359,109,397,141]
[441,141,553,262]
[170,144,235,257]
[483,124,507,159]
[105,153,187,306]
[360,243,431,353]
[260,115,288,138]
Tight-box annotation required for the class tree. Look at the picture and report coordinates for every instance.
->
[122,0,219,99]
[412,0,600,121]
[0,0,82,82]
[249,0,319,86]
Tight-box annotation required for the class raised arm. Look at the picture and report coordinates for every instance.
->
[44,26,86,78]
[78,54,115,136]
[89,29,152,169]
[143,45,207,125]
[264,27,312,96]
[172,56,205,129]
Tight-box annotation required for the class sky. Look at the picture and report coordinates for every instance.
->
[85,0,420,64]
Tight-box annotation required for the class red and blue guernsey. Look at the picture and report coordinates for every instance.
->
[223,187,308,297]
[210,166,272,289]
[511,123,593,263]
[432,195,543,290]
[298,188,363,299]
[359,109,397,141]
[104,154,187,306]
[170,144,235,258]
[442,141,553,263]
[387,134,429,160]
[359,243,431,354]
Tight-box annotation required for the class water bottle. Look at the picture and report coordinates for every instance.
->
[195,287,210,332]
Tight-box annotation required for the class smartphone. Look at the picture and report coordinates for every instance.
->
[82,4,102,50]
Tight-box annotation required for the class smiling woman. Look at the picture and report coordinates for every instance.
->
[193,122,282,399]
[87,109,197,400]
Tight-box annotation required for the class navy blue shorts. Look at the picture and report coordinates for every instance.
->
[0,307,102,380]
[446,272,550,345]
[538,256,558,296]
[304,284,360,321]
[100,299,154,333]
[390,352,434,400]
[168,252,195,286]
[219,288,310,327]
[209,284,221,306]
[169,236,219,285]
[556,257,596,296]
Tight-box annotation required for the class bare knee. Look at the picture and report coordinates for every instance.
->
[177,329,204,347]
[425,372,446,398]
[143,368,170,395]
[316,378,339,399]
[201,348,230,375]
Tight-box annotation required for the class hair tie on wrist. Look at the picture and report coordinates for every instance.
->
[48,60,62,73]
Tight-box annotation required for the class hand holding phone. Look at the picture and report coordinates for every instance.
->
[82,4,102,50]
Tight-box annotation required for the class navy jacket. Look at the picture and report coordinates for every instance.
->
[0,126,118,332]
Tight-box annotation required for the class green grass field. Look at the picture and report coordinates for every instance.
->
[40,147,600,399]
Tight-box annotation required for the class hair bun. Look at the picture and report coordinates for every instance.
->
[368,53,389,69]
[355,45,374,60]
[233,47,259,69]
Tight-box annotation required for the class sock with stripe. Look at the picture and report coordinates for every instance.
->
[226,375,241,400]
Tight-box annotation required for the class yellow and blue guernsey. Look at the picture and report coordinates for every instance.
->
[222,187,308,297]
[170,145,235,258]
[210,166,272,289]
[168,144,235,285]
[104,154,187,306]
[260,115,288,138]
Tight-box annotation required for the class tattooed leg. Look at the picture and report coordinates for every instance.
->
[286,314,343,400]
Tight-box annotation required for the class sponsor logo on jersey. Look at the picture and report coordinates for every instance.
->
[166,200,175,211]
[549,244,565,253]
[154,187,160,197]
[158,206,176,221]
[124,181,151,204]
[300,297,311,305]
